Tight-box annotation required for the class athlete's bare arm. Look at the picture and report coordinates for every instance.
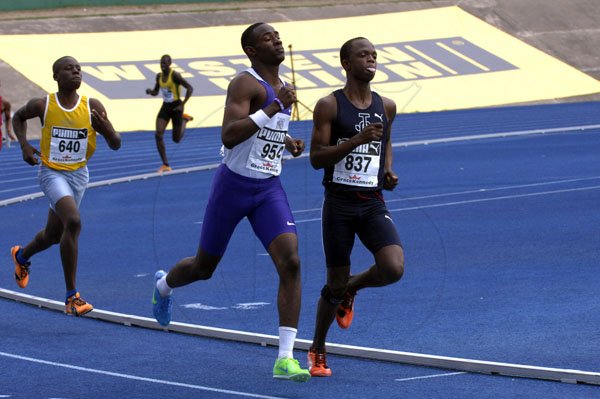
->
[145,73,160,96]
[89,98,121,150]
[382,96,398,190]
[2,100,15,139]
[12,98,45,165]
[221,73,293,149]
[172,71,194,107]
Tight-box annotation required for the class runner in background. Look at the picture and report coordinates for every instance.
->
[145,54,194,173]
[0,81,16,150]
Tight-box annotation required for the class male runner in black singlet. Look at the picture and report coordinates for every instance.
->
[307,37,405,377]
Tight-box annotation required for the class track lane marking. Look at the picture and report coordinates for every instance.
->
[395,371,467,382]
[292,184,600,223]
[0,351,287,399]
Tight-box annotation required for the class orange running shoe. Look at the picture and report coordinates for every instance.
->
[65,293,93,316]
[183,113,194,122]
[11,246,30,289]
[336,291,356,329]
[307,348,332,377]
[157,164,172,173]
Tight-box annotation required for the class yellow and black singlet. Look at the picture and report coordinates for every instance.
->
[40,93,96,171]
[158,69,180,103]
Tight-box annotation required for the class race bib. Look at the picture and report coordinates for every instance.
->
[333,138,381,187]
[246,113,290,176]
[49,126,88,164]
[160,87,175,103]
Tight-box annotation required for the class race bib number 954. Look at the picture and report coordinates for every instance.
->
[246,113,290,176]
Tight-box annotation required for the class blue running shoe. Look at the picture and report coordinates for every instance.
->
[152,270,172,326]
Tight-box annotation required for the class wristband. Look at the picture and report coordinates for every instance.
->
[285,133,292,140]
[274,98,285,112]
[249,109,270,129]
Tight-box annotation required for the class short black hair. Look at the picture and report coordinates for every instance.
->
[52,56,74,73]
[161,54,171,63]
[339,37,367,62]
[241,22,266,50]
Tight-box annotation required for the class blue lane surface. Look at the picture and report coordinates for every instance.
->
[2,298,598,399]
[1,103,600,397]
[6,131,598,366]
[2,101,599,202]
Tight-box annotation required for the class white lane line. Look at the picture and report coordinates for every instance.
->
[384,176,600,204]
[3,124,599,206]
[293,184,600,223]
[395,371,467,382]
[289,175,600,215]
[0,351,286,399]
[197,178,599,224]
[393,124,600,147]
[388,185,600,212]
[2,288,600,386]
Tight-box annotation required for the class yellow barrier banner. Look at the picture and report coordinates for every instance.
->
[1,6,599,131]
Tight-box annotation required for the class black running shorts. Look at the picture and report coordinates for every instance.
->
[157,100,183,125]
[321,190,402,268]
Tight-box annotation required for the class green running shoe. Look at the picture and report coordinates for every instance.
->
[273,357,311,382]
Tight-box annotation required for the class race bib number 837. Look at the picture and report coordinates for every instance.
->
[333,138,381,187]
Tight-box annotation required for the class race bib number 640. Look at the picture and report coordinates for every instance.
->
[49,126,88,164]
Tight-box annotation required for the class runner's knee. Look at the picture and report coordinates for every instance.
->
[186,251,221,281]
[277,250,301,276]
[380,259,404,284]
[189,261,215,281]
[172,127,184,143]
[63,213,82,235]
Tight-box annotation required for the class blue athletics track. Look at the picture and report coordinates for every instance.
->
[1,102,600,398]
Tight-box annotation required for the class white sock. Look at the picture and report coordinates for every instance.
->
[278,326,297,359]
[157,275,173,297]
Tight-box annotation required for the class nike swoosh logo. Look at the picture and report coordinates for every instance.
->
[152,290,158,305]
[287,221,295,226]
[385,215,394,222]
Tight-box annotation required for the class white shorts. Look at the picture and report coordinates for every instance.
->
[38,165,89,210]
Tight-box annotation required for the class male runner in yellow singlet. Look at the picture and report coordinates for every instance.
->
[11,55,121,316]
[145,54,194,172]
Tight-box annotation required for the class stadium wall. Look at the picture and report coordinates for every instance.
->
[0,0,233,11]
